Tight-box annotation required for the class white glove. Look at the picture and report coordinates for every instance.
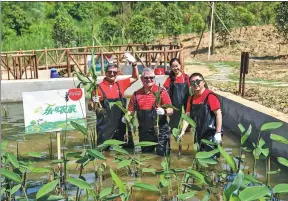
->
[124,52,136,63]
[156,107,165,115]
[121,116,126,124]
[177,130,185,141]
[214,132,222,144]
[92,95,100,103]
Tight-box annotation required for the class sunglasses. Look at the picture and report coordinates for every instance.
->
[190,79,203,86]
[107,70,118,75]
[143,76,155,80]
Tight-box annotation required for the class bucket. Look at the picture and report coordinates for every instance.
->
[50,68,59,78]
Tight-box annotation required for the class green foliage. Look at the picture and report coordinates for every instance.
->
[235,6,256,27]
[215,2,236,43]
[99,17,122,43]
[52,9,77,47]
[166,3,184,37]
[127,15,155,43]
[275,2,288,42]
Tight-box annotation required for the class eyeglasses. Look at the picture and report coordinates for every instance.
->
[190,79,203,86]
[143,76,155,80]
[107,71,118,75]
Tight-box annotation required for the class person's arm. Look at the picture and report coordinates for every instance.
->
[213,108,222,133]
[129,62,139,84]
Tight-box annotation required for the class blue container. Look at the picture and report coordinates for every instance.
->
[50,68,59,78]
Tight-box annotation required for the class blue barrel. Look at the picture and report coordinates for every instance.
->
[50,68,59,78]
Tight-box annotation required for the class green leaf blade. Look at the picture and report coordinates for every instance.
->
[36,179,59,200]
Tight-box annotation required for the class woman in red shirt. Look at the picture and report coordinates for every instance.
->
[163,58,190,131]
[178,73,223,152]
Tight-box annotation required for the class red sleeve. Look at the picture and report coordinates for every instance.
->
[160,90,172,105]
[118,78,131,93]
[163,77,171,89]
[207,94,220,111]
[128,94,135,112]
[186,96,192,113]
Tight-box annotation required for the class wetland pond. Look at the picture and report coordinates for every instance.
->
[1,102,288,200]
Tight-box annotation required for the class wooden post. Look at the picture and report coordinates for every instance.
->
[57,131,61,160]
[100,48,105,75]
[84,48,88,75]
[45,47,48,69]
[18,56,22,79]
[66,50,71,77]
[34,55,39,79]
[164,48,167,72]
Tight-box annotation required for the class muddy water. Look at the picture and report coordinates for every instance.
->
[1,102,288,200]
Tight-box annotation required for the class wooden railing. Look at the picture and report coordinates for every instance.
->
[1,43,184,80]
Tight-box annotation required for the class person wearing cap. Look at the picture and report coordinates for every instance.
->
[163,58,190,132]
[178,73,223,153]
[123,68,173,156]
[90,54,139,146]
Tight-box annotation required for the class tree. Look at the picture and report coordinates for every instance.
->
[99,17,121,44]
[52,10,77,47]
[235,6,256,35]
[150,2,167,36]
[126,15,155,43]
[166,3,184,37]
[275,2,288,42]
[215,2,236,44]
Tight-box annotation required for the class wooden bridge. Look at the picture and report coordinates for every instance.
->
[1,43,184,80]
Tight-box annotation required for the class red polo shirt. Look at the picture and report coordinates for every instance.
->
[163,73,190,89]
[128,85,172,111]
[186,89,220,112]
[97,78,131,99]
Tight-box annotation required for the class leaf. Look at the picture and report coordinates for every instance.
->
[241,124,251,145]
[198,158,218,165]
[172,128,180,139]
[201,190,210,201]
[218,145,237,172]
[135,141,158,147]
[273,183,288,194]
[10,184,21,195]
[0,168,22,183]
[7,152,20,168]
[1,140,8,151]
[266,168,281,175]
[196,151,216,159]
[67,177,91,190]
[186,169,207,184]
[28,152,44,158]
[181,113,196,127]
[229,193,241,201]
[70,121,87,136]
[260,122,283,132]
[243,174,262,184]
[224,170,244,200]
[103,139,126,146]
[110,168,126,194]
[277,157,288,167]
[46,195,65,201]
[201,139,217,146]
[117,159,132,169]
[177,191,196,200]
[31,168,51,173]
[133,182,160,193]
[87,149,106,160]
[270,134,288,145]
[238,123,245,133]
[100,187,112,199]
[142,168,156,174]
[112,145,129,155]
[103,193,123,200]
[36,179,59,199]
[239,186,269,201]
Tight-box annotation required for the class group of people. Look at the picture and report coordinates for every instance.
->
[89,55,223,156]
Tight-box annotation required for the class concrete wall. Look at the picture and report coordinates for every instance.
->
[2,76,288,158]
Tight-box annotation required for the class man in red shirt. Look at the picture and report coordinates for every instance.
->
[179,73,222,153]
[90,54,139,146]
[124,68,173,156]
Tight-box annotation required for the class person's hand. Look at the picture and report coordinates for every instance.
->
[213,132,222,144]
[92,95,100,103]
[124,52,136,63]
[121,116,126,124]
[156,107,165,115]
[177,130,185,141]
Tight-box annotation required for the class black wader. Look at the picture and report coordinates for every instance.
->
[190,93,220,152]
[167,75,189,130]
[96,83,134,148]
[133,92,170,156]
